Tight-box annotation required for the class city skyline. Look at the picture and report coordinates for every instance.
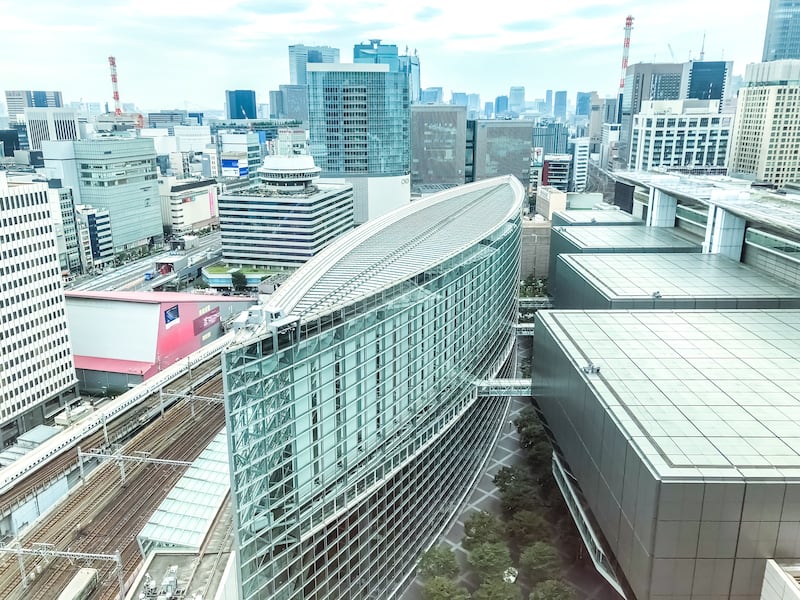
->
[1,0,769,111]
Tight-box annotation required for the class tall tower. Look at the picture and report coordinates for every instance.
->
[108,56,122,116]
[617,15,634,123]
[763,0,800,61]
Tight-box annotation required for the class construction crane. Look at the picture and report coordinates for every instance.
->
[616,15,634,123]
[108,56,122,116]
[667,43,676,62]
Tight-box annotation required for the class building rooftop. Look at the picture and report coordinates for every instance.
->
[537,310,800,481]
[552,209,643,226]
[65,291,253,305]
[559,253,800,306]
[553,225,700,250]
[266,176,524,319]
[616,171,800,238]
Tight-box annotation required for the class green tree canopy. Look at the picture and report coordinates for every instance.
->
[230,270,247,291]
[529,579,575,600]
[418,545,459,580]
[463,510,504,550]
[494,465,536,494]
[473,580,522,600]
[505,510,550,550]
[468,542,512,583]
[514,407,546,449]
[421,576,470,600]
[519,542,561,586]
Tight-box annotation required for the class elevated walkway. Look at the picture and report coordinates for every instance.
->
[475,378,533,397]
[514,323,535,336]
[518,296,553,310]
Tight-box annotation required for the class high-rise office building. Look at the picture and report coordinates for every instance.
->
[509,86,525,113]
[223,176,524,600]
[682,61,732,111]
[629,100,731,173]
[569,137,590,192]
[5,90,62,122]
[545,89,553,115]
[42,138,163,252]
[288,44,340,86]
[277,85,309,123]
[451,92,468,106]
[0,129,20,157]
[0,173,78,445]
[147,110,190,129]
[467,120,533,187]
[219,155,353,269]
[307,63,410,224]
[218,132,263,181]
[576,91,592,117]
[554,90,567,122]
[410,104,467,191]
[532,122,569,155]
[763,0,800,61]
[225,90,257,120]
[420,87,443,104]
[484,102,494,118]
[729,60,800,187]
[495,95,509,116]
[354,39,421,103]
[24,108,80,151]
[74,204,114,271]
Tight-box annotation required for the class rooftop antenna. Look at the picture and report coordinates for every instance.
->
[108,56,122,116]
[616,15,634,123]
[699,31,706,61]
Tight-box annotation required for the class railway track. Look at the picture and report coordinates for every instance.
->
[0,374,226,600]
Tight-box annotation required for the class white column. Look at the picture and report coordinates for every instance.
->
[646,188,678,227]
[704,205,745,260]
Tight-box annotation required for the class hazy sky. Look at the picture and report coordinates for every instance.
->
[0,0,770,112]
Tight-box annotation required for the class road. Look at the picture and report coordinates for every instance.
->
[67,232,221,292]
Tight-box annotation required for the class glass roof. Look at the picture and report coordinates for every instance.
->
[538,310,800,481]
[137,429,229,552]
[553,225,701,250]
[266,176,524,319]
[559,253,800,302]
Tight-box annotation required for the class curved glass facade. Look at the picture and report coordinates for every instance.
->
[223,178,523,599]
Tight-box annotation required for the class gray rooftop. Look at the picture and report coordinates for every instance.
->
[537,310,800,481]
[553,225,701,251]
[552,209,643,226]
[559,253,800,306]
[267,176,525,319]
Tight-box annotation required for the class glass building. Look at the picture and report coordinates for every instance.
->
[763,0,800,61]
[222,176,524,600]
[226,90,257,120]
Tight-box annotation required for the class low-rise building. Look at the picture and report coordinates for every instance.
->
[158,176,218,236]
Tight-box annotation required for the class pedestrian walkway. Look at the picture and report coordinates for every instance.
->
[400,394,620,600]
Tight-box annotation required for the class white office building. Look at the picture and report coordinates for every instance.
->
[570,137,590,192]
[158,176,218,235]
[0,173,78,444]
[219,155,353,269]
[24,108,80,151]
[629,100,732,173]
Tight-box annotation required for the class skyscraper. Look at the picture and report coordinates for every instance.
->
[729,60,800,187]
[509,86,525,113]
[763,0,800,61]
[495,95,509,116]
[545,89,553,116]
[4,90,62,122]
[0,173,78,445]
[288,44,340,85]
[683,61,732,108]
[354,39,421,103]
[225,90,257,120]
[24,108,80,151]
[554,90,567,122]
[575,91,592,117]
[307,63,410,223]
[410,104,467,190]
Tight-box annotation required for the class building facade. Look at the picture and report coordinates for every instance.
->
[683,61,732,106]
[763,0,800,61]
[223,176,524,600]
[42,138,163,252]
[570,137,590,192]
[4,90,62,123]
[226,90,257,120]
[629,100,732,172]
[307,63,410,224]
[0,174,78,445]
[158,177,218,235]
[729,60,800,187]
[410,105,466,191]
[554,91,567,122]
[75,204,114,271]
[24,108,80,151]
[289,45,340,86]
[468,120,533,188]
[219,155,354,269]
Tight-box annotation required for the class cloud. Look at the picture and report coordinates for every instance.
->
[503,19,552,33]
[570,4,627,20]
[414,6,442,21]
[237,0,312,15]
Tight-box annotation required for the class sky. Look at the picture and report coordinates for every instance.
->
[0,0,770,113]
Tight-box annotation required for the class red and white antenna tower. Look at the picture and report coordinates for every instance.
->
[108,56,122,116]
[616,15,634,123]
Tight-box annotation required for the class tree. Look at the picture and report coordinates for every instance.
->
[418,545,459,580]
[468,542,512,583]
[529,579,575,600]
[514,407,545,450]
[494,465,535,495]
[463,511,504,550]
[499,477,542,517]
[193,278,209,290]
[519,542,560,586]
[473,580,522,600]
[422,576,470,600]
[505,511,550,551]
[230,270,247,291]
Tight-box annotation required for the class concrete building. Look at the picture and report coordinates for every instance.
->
[272,128,307,156]
[218,132,262,181]
[225,90,257,120]
[629,100,732,173]
[42,138,163,253]
[0,174,78,445]
[763,0,800,61]
[4,90,62,123]
[521,215,552,279]
[147,110,191,129]
[467,119,533,188]
[223,176,524,600]
[535,187,605,220]
[570,137,590,192]
[219,155,353,269]
[288,44,340,86]
[24,108,80,150]
[307,63,410,224]
[158,177,218,236]
[173,125,212,153]
[410,104,466,192]
[50,185,81,274]
[600,123,623,170]
[541,154,572,192]
[271,85,309,123]
[74,204,114,271]
[729,60,800,187]
[532,121,569,155]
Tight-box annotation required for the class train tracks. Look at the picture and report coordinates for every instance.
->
[0,372,227,600]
